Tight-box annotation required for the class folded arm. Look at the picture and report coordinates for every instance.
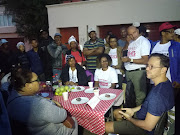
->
[83,47,104,56]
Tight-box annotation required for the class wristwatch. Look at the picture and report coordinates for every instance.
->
[130,59,133,63]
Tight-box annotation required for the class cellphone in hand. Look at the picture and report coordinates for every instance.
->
[123,50,128,57]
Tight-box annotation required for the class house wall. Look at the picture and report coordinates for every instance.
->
[47,0,180,46]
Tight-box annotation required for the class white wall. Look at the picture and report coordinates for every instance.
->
[47,0,180,46]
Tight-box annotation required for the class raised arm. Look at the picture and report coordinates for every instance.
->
[47,44,62,58]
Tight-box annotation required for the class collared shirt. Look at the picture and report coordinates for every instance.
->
[84,38,104,70]
[27,49,43,75]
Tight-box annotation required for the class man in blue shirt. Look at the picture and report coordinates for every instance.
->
[105,53,174,135]
[27,38,45,81]
[118,27,127,47]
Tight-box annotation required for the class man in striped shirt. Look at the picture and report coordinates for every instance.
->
[83,28,104,75]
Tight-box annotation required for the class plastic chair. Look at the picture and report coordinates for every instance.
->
[154,112,168,135]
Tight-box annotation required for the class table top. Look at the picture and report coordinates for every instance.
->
[53,86,123,135]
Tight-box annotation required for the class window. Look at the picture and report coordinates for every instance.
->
[0,14,15,26]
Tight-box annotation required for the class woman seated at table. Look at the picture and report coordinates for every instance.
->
[7,68,78,135]
[94,54,118,89]
[61,55,88,86]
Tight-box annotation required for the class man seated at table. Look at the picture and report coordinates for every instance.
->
[60,55,88,86]
[105,53,174,135]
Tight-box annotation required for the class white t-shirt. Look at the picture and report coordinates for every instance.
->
[109,48,121,74]
[69,68,78,83]
[124,36,151,71]
[151,41,171,82]
[94,66,118,88]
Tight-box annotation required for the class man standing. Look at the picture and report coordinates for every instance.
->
[118,27,127,47]
[105,53,174,135]
[83,28,104,75]
[0,39,15,82]
[47,33,68,79]
[27,38,45,81]
[122,26,151,106]
[38,29,53,81]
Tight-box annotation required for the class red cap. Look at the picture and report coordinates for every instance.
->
[159,22,175,32]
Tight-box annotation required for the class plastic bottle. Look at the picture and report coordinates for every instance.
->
[55,74,59,82]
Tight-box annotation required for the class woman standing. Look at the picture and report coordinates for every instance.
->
[66,35,86,66]
[15,42,30,69]
[104,35,123,89]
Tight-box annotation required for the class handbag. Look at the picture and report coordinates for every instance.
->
[123,80,136,108]
[62,112,75,128]
[52,100,75,129]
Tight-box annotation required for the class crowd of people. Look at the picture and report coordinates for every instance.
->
[0,22,180,135]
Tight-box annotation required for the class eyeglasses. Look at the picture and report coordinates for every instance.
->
[146,64,162,70]
[29,79,38,83]
[164,30,174,34]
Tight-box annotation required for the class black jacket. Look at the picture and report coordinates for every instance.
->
[60,63,88,86]
[38,36,53,80]
[15,51,30,69]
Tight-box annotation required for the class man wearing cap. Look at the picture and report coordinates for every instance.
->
[121,26,151,106]
[47,33,68,79]
[0,39,16,81]
[150,22,180,135]
[150,22,180,88]
[83,28,104,75]
[38,29,53,81]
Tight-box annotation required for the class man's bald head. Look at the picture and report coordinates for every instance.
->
[127,26,140,41]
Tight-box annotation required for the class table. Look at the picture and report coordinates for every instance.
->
[53,86,123,135]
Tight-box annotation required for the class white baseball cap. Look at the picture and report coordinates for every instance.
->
[175,28,180,35]
[0,39,8,46]
[88,27,96,33]
[133,22,140,27]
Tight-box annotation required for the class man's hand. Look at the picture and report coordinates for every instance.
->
[65,81,70,85]
[119,108,135,121]
[121,57,131,63]
[173,81,180,88]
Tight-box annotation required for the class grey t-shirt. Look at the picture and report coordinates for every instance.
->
[7,90,73,135]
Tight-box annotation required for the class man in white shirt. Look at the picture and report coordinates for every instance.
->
[122,26,151,106]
